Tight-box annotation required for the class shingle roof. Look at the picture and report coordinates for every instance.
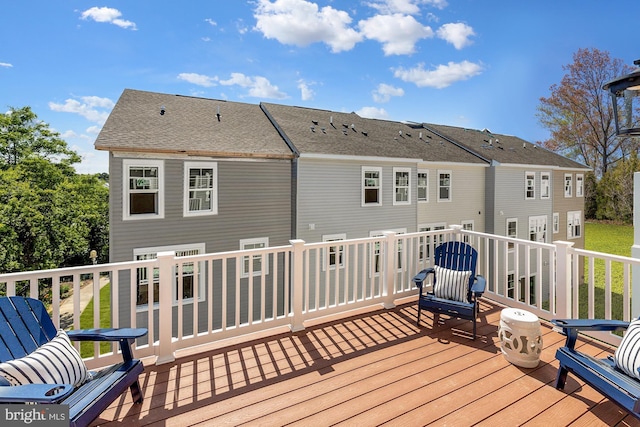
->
[261,103,487,164]
[94,89,294,159]
[424,123,590,169]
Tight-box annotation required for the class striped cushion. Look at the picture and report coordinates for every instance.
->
[615,320,640,379]
[0,330,90,387]
[433,266,471,302]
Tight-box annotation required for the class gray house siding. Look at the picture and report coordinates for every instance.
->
[417,163,485,233]
[295,157,417,242]
[108,154,292,334]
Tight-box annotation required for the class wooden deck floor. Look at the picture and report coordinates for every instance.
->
[94,300,640,426]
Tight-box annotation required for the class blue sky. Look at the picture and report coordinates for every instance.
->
[1,1,638,174]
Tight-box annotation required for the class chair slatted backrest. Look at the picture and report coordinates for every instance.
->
[434,241,478,291]
[0,297,58,362]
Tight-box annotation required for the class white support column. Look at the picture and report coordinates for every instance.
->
[289,239,306,332]
[382,231,397,309]
[554,241,575,319]
[155,251,176,365]
[632,172,640,318]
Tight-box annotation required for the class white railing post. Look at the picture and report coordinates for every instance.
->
[450,224,462,241]
[290,240,306,332]
[382,231,396,309]
[554,241,574,319]
[156,251,176,365]
[632,172,640,318]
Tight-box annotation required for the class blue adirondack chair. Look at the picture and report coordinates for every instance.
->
[552,318,640,419]
[412,241,486,340]
[0,296,147,427]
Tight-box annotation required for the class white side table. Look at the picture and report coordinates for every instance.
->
[498,308,543,368]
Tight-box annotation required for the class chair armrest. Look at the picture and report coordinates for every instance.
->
[67,328,147,362]
[551,319,629,349]
[471,274,486,295]
[551,319,629,332]
[66,328,147,342]
[0,384,74,403]
[412,268,435,288]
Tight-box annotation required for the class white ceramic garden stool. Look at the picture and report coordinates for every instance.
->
[498,308,543,368]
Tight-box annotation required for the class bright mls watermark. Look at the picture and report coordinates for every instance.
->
[1,404,68,427]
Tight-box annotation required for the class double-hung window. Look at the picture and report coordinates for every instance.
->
[567,211,582,239]
[529,216,547,243]
[134,243,205,308]
[393,167,411,205]
[362,167,382,206]
[123,159,164,220]
[437,170,451,202]
[323,234,346,270]
[240,238,269,278]
[564,174,573,197]
[576,174,584,197]
[506,218,517,250]
[525,172,535,200]
[184,162,217,216]
[540,172,550,199]
[417,170,428,202]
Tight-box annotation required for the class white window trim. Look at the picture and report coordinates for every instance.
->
[417,169,429,203]
[323,233,347,270]
[362,166,382,207]
[461,220,474,244]
[123,159,165,221]
[437,170,452,202]
[567,211,582,239]
[525,171,535,200]
[419,223,446,262]
[528,215,547,243]
[240,237,270,278]
[506,218,518,251]
[369,228,407,276]
[184,161,218,217]
[564,173,573,198]
[540,172,551,200]
[393,167,411,206]
[553,212,559,234]
[134,243,206,311]
[576,174,584,198]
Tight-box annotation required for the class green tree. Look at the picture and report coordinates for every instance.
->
[0,107,109,274]
[595,155,640,223]
[0,106,80,168]
[537,48,638,178]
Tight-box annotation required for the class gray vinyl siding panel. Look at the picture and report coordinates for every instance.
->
[490,167,553,241]
[295,158,417,241]
[417,164,485,232]
[109,155,292,332]
[109,156,292,262]
[553,170,585,248]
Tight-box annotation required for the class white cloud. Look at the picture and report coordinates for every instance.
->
[356,106,389,119]
[298,80,315,101]
[436,22,475,49]
[393,60,483,88]
[86,125,101,134]
[178,72,218,87]
[80,7,137,30]
[205,18,217,26]
[373,83,404,103]
[0,62,13,68]
[48,96,114,124]
[253,0,362,53]
[359,14,433,55]
[366,0,448,14]
[219,73,287,99]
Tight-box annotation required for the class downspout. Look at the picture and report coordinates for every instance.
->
[260,103,300,240]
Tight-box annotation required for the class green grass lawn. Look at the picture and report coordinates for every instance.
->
[581,221,634,320]
[79,282,112,358]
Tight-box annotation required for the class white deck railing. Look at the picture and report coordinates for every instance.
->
[1,226,638,368]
